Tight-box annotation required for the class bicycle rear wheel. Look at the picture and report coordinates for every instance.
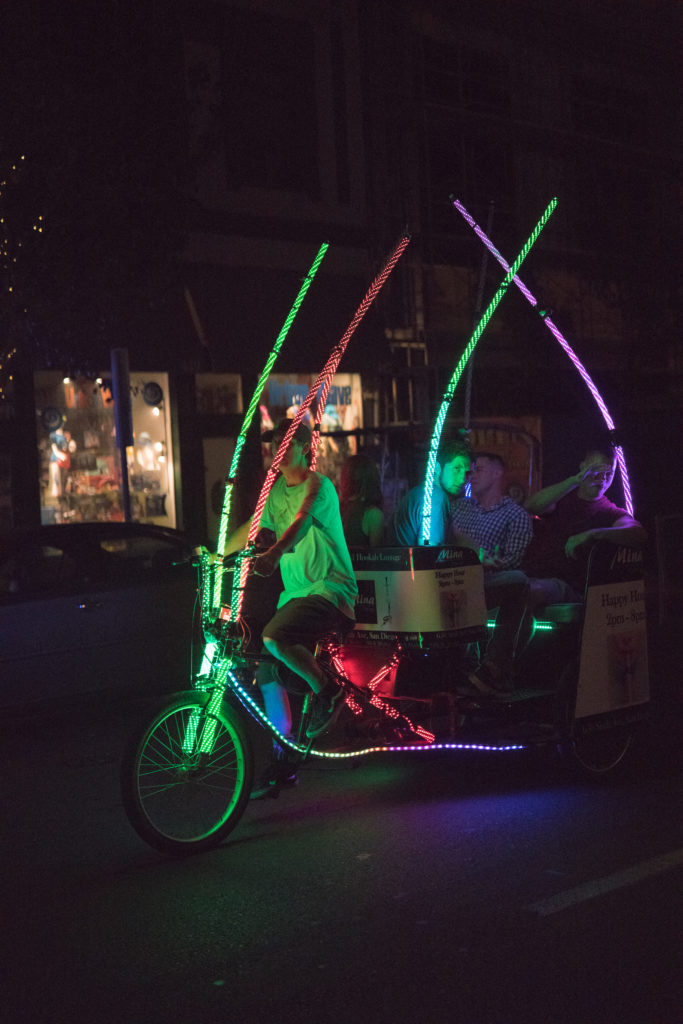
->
[556,659,634,779]
[121,693,254,856]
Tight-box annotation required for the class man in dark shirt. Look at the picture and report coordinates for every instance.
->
[523,447,647,607]
[391,439,471,546]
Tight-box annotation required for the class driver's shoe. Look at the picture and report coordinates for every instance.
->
[250,752,298,800]
[305,681,345,739]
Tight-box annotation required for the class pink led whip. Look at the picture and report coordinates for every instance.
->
[226,234,410,620]
[452,198,634,516]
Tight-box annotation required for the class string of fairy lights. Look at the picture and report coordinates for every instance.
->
[224,234,410,626]
[451,197,634,517]
[0,155,43,403]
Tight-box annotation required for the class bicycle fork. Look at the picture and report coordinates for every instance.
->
[183,640,232,757]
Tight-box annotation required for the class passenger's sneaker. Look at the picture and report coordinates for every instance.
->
[305,682,345,739]
[250,755,298,800]
[466,661,513,698]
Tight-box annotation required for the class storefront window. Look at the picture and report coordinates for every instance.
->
[260,372,363,485]
[35,371,177,527]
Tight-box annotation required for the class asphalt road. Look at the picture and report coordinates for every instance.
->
[2,695,681,1024]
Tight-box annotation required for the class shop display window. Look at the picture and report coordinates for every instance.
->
[35,371,177,527]
[260,372,363,486]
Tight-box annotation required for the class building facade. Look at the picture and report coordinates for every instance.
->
[1,0,679,539]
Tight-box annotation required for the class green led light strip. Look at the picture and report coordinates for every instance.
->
[211,242,329,611]
[486,618,555,631]
[420,199,557,544]
[227,235,410,623]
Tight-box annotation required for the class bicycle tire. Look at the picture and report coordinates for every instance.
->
[556,659,634,779]
[121,692,254,856]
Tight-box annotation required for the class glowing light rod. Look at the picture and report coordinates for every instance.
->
[211,242,329,611]
[226,234,411,621]
[419,199,557,544]
[451,199,633,516]
[308,235,410,467]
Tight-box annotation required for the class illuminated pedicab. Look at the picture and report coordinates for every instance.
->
[121,201,649,857]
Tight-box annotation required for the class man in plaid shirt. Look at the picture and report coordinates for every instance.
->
[451,453,533,695]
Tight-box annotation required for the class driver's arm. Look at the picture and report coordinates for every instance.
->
[222,516,254,557]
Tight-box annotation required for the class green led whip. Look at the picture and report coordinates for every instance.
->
[226,234,410,624]
[419,198,557,544]
[211,242,329,611]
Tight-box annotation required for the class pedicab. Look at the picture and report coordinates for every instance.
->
[120,200,649,856]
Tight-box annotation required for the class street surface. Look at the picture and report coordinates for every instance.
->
[2,694,681,1024]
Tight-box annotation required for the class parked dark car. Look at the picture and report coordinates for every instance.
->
[0,522,200,709]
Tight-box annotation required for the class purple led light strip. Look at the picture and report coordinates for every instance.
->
[452,199,633,516]
[226,668,524,756]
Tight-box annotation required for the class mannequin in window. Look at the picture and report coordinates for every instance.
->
[135,432,158,472]
[49,428,70,498]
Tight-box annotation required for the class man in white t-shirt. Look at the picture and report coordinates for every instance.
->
[224,419,357,794]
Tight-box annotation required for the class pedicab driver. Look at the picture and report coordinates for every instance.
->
[223,419,357,790]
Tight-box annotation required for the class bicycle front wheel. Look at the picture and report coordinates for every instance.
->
[121,693,254,856]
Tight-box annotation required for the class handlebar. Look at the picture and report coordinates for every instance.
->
[219,546,269,570]
[190,546,267,570]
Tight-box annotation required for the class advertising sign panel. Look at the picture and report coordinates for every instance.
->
[346,545,487,649]
[576,545,649,721]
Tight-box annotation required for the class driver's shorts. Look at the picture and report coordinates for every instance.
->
[263,595,355,650]
[256,596,355,693]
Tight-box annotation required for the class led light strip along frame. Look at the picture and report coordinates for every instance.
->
[226,667,524,758]
[452,199,634,516]
[420,198,558,544]
[226,234,411,623]
[210,242,330,614]
[192,649,525,757]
